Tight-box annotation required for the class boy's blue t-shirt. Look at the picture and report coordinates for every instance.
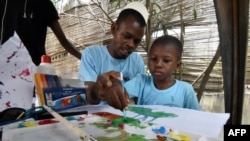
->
[124,74,201,110]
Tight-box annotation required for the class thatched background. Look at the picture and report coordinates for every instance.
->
[45,0,250,123]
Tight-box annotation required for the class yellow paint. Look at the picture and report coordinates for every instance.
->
[169,132,191,141]
[23,121,37,127]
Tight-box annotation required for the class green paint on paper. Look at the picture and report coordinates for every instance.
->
[97,130,161,141]
[89,109,178,141]
[92,116,143,129]
[128,106,178,118]
[129,134,148,141]
[92,120,109,129]
[129,106,152,113]
[112,117,141,127]
[97,129,129,141]
[129,134,169,141]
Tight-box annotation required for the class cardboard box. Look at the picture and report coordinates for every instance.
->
[34,73,87,111]
[43,87,86,111]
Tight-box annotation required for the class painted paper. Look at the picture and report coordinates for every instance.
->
[2,106,227,141]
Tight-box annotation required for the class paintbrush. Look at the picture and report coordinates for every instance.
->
[120,72,127,121]
[16,111,25,120]
[42,105,97,141]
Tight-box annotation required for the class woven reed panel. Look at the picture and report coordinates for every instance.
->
[45,0,250,93]
[46,2,113,77]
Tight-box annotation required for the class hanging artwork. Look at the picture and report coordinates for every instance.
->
[0,32,36,111]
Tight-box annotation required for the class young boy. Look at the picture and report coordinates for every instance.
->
[96,35,200,111]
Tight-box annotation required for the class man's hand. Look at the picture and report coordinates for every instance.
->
[104,78,129,111]
[93,71,121,100]
[86,71,121,104]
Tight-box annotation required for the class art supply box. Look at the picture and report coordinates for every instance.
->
[34,73,87,111]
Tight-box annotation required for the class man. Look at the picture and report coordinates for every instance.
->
[0,0,81,66]
[16,0,81,65]
[79,2,149,105]
[0,0,81,110]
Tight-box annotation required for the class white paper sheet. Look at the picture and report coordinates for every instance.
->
[0,32,35,111]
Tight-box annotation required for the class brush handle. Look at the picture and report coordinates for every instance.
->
[120,72,127,119]
[42,105,97,141]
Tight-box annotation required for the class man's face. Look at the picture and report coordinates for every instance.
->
[110,16,146,59]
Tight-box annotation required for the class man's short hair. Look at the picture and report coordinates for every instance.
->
[116,9,147,27]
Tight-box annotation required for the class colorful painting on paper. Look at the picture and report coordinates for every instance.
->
[2,107,193,141]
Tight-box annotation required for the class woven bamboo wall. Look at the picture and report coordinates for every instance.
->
[45,0,249,93]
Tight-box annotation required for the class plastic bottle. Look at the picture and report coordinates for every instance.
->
[36,55,56,75]
[33,55,56,106]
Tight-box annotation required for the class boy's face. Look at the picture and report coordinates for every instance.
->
[110,16,146,59]
[148,44,181,80]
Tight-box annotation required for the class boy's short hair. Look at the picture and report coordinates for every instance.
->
[151,35,183,59]
[116,2,149,27]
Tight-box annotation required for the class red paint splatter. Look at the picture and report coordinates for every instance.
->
[38,119,59,125]
[19,68,30,76]
[11,75,16,79]
[79,122,85,126]
[118,124,124,129]
[5,101,11,107]
[78,117,85,121]
[7,51,17,62]
[92,112,121,119]
[106,119,112,126]
[156,135,167,141]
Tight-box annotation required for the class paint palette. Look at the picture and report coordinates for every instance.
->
[2,112,222,141]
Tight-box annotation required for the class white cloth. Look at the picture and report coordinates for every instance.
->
[0,32,36,111]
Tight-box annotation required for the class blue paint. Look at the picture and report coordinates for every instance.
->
[18,123,26,128]
[152,126,167,134]
[66,116,75,121]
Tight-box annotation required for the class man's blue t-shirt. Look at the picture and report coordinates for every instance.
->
[79,45,145,82]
